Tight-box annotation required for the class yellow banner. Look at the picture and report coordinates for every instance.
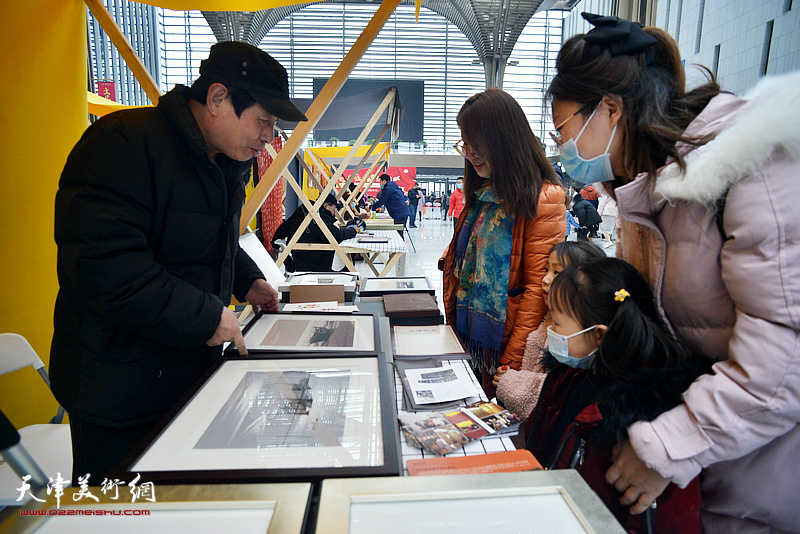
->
[130,0,320,10]
[87,91,151,117]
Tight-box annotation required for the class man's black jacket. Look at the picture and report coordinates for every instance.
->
[50,86,263,427]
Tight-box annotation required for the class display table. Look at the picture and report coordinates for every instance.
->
[331,230,407,276]
[363,218,403,231]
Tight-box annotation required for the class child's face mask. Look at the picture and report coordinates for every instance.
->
[546,324,599,369]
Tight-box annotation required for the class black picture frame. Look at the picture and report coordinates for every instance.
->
[358,276,434,298]
[237,311,382,355]
[113,353,401,485]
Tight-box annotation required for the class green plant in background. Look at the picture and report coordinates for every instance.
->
[349,139,357,146]
[329,136,340,146]
[417,140,427,150]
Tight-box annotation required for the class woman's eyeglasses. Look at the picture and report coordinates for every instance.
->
[549,102,596,149]
[454,139,481,158]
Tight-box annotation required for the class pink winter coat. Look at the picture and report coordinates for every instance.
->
[615,73,800,533]
[495,313,551,420]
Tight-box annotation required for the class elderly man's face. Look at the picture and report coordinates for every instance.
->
[211,97,277,162]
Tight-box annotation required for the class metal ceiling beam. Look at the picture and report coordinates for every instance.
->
[201,0,553,87]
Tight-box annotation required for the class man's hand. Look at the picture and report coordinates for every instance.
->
[246,279,279,312]
[207,307,247,355]
[605,440,670,514]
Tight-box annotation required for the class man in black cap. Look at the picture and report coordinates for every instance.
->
[271,193,359,272]
[51,41,307,481]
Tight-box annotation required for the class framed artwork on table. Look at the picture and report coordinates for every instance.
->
[240,312,380,355]
[0,483,312,534]
[278,272,359,293]
[358,276,434,297]
[114,355,401,484]
[315,470,625,534]
[391,324,468,358]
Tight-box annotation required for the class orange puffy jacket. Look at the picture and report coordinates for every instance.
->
[440,182,565,393]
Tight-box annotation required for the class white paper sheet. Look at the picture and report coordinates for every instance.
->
[283,302,360,313]
[403,364,475,404]
[239,232,285,291]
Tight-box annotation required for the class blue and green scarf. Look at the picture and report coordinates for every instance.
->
[454,185,514,372]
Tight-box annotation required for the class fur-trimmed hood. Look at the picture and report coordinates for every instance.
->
[654,71,800,205]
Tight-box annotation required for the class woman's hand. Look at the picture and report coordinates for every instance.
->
[492,365,508,387]
[605,440,670,514]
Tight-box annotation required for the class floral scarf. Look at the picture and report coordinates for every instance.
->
[454,185,514,372]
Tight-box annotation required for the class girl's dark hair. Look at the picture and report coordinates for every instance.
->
[457,89,560,218]
[190,76,257,118]
[550,240,606,269]
[549,257,688,382]
[548,27,720,195]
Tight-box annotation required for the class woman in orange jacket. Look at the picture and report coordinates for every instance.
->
[440,89,566,397]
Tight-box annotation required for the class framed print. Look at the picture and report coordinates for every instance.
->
[278,272,359,293]
[0,483,312,534]
[279,272,358,303]
[391,325,468,358]
[114,355,401,484]
[240,312,380,354]
[359,276,434,297]
[316,471,625,534]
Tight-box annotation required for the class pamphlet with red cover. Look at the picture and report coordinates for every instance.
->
[407,449,542,476]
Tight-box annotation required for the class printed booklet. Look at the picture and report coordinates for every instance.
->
[398,401,522,456]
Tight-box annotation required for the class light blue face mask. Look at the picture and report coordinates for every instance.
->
[546,324,599,370]
[559,104,618,185]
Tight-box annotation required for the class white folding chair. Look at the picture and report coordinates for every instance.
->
[0,334,72,506]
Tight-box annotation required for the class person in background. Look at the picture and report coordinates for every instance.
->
[493,240,605,421]
[440,89,565,397]
[271,193,358,272]
[406,182,421,228]
[597,189,618,249]
[564,193,581,240]
[579,184,600,209]
[416,186,425,224]
[442,188,450,218]
[368,173,410,235]
[51,41,299,481]
[571,192,602,241]
[526,257,705,533]
[447,177,465,224]
[549,12,800,531]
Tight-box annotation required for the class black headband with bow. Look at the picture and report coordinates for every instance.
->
[581,12,657,56]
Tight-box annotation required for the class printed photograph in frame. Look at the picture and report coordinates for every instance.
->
[391,325,468,357]
[278,272,359,293]
[0,483,312,534]
[358,276,434,297]
[114,355,401,484]
[240,312,379,354]
[315,471,626,534]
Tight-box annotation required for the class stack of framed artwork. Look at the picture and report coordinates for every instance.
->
[114,312,401,485]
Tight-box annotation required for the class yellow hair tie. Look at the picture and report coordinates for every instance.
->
[614,289,630,302]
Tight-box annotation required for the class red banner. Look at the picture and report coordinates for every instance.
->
[97,81,116,102]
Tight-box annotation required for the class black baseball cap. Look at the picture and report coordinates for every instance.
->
[200,41,308,122]
[323,193,343,209]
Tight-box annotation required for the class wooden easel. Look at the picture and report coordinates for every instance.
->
[272,88,397,271]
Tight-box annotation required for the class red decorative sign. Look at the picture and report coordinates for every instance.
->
[343,167,417,196]
[97,81,116,102]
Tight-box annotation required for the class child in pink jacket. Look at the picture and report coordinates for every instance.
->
[493,240,605,420]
